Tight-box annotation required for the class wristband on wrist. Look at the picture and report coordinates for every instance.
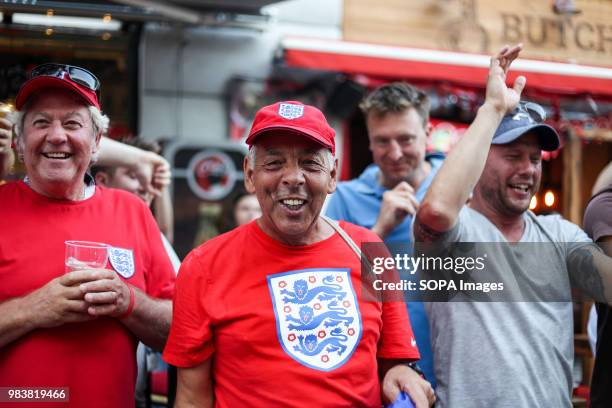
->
[117,285,135,319]
[404,362,425,378]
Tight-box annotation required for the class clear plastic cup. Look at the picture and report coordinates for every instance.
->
[65,241,109,272]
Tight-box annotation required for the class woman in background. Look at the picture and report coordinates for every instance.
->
[217,191,261,233]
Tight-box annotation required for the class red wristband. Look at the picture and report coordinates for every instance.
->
[118,285,135,319]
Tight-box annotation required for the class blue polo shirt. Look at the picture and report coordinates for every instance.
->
[325,153,444,387]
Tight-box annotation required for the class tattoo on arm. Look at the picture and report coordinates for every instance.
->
[414,219,446,243]
[567,245,606,303]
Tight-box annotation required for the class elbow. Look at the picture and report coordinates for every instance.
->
[416,201,456,235]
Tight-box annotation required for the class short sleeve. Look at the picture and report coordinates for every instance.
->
[377,301,420,360]
[584,190,612,242]
[163,251,214,367]
[556,216,593,261]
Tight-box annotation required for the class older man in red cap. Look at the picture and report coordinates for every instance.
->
[164,101,434,407]
[0,64,176,407]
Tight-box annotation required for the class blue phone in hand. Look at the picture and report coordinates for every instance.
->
[386,391,416,408]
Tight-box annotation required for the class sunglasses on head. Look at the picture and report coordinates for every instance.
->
[518,101,547,123]
[30,63,101,99]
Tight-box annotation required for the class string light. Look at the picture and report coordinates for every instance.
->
[529,195,538,211]
[544,190,556,207]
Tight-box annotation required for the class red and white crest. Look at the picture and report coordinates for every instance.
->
[267,268,362,371]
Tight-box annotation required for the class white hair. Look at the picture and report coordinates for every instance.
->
[247,146,335,171]
[12,105,109,139]
[12,99,109,164]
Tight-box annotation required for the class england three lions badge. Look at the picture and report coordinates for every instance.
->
[267,268,362,371]
[108,246,135,279]
[278,103,304,120]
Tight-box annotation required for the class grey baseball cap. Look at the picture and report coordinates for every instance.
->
[492,102,560,151]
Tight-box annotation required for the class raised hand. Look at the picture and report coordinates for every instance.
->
[485,44,526,115]
[372,181,419,239]
[151,154,171,193]
[132,151,171,198]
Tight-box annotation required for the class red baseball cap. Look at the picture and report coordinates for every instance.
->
[16,65,100,110]
[246,101,335,155]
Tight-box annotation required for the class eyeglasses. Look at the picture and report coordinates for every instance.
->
[30,63,100,99]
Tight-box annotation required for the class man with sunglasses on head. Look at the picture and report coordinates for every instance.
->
[0,64,176,408]
[326,82,443,387]
[413,45,612,406]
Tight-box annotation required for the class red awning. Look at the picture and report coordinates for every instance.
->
[282,37,612,98]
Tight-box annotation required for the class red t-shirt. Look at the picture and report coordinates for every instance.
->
[163,220,418,407]
[0,181,176,408]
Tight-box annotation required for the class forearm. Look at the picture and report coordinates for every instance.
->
[174,388,214,408]
[0,297,36,348]
[98,137,155,168]
[174,397,212,408]
[154,189,174,243]
[175,360,214,408]
[378,358,411,380]
[418,103,504,232]
[121,288,172,351]
[569,244,612,305]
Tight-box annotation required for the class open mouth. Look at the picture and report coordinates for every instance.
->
[42,152,72,160]
[281,198,306,211]
[508,183,531,194]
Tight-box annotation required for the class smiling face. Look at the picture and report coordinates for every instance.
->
[244,132,337,246]
[474,133,542,217]
[233,193,261,226]
[96,167,153,205]
[367,108,429,189]
[18,89,100,200]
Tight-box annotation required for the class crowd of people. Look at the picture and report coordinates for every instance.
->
[0,44,610,408]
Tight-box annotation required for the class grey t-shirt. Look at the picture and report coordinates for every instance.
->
[425,207,592,408]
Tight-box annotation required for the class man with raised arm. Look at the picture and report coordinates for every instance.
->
[414,45,612,407]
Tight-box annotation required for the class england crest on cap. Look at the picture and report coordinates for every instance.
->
[278,103,304,120]
[108,246,135,279]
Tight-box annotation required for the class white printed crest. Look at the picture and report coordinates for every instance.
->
[278,103,304,120]
[108,246,135,278]
[267,268,362,371]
